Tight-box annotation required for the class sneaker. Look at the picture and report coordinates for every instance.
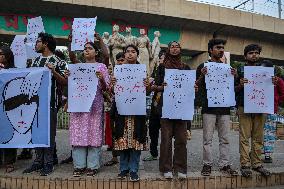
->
[187,130,192,140]
[163,172,173,179]
[220,165,238,176]
[117,170,129,179]
[129,172,140,182]
[201,165,211,176]
[23,163,43,174]
[177,172,187,179]
[40,164,54,176]
[252,166,271,177]
[263,156,273,163]
[86,169,98,177]
[143,155,158,161]
[241,166,252,178]
[73,168,85,177]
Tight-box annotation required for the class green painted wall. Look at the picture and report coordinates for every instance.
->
[0,14,180,44]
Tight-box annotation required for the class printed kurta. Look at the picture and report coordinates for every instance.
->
[69,63,109,147]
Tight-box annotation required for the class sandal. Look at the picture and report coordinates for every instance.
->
[104,159,118,166]
[86,169,98,177]
[73,168,85,177]
[241,166,252,178]
[5,164,15,173]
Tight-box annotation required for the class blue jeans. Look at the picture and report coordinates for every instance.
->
[73,146,101,170]
[120,149,141,173]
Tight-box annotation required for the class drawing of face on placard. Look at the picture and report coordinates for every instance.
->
[1,72,43,144]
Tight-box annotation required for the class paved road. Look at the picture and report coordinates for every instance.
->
[2,129,284,180]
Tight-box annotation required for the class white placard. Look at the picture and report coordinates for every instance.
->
[114,64,146,115]
[244,66,274,114]
[162,69,196,120]
[10,35,27,68]
[205,62,235,107]
[71,17,97,51]
[26,16,45,59]
[68,63,99,112]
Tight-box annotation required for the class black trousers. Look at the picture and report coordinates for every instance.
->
[148,114,161,157]
[34,108,57,166]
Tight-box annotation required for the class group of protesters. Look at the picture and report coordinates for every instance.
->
[0,29,283,182]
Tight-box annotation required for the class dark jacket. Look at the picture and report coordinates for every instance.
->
[154,63,191,117]
[110,101,147,143]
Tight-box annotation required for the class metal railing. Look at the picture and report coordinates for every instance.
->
[57,107,239,130]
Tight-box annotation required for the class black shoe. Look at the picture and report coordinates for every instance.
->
[23,163,43,174]
[220,165,238,176]
[117,170,129,179]
[60,156,73,164]
[252,166,271,177]
[241,166,252,178]
[201,165,212,176]
[40,164,54,176]
[263,157,273,163]
[129,172,139,182]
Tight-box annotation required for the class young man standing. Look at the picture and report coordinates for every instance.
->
[23,32,67,176]
[235,44,274,177]
[196,38,238,176]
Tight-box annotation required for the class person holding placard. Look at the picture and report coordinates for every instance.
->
[261,60,284,164]
[23,32,67,176]
[110,45,150,182]
[153,41,194,179]
[66,42,109,177]
[235,44,276,177]
[0,46,17,173]
[196,38,238,177]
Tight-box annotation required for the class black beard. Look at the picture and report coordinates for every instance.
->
[36,49,43,53]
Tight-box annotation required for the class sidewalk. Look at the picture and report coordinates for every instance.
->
[2,129,284,178]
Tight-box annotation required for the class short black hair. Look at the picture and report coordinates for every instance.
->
[38,32,56,53]
[124,44,139,56]
[116,52,125,60]
[0,46,14,68]
[54,50,66,61]
[208,38,227,56]
[158,50,166,58]
[244,44,262,56]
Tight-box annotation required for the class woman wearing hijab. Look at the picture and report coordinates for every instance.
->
[151,41,193,179]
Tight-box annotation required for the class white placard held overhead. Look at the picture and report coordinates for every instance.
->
[68,63,99,113]
[10,35,27,68]
[71,17,97,51]
[244,66,274,114]
[205,62,235,107]
[114,64,147,115]
[26,16,45,59]
[162,69,196,120]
